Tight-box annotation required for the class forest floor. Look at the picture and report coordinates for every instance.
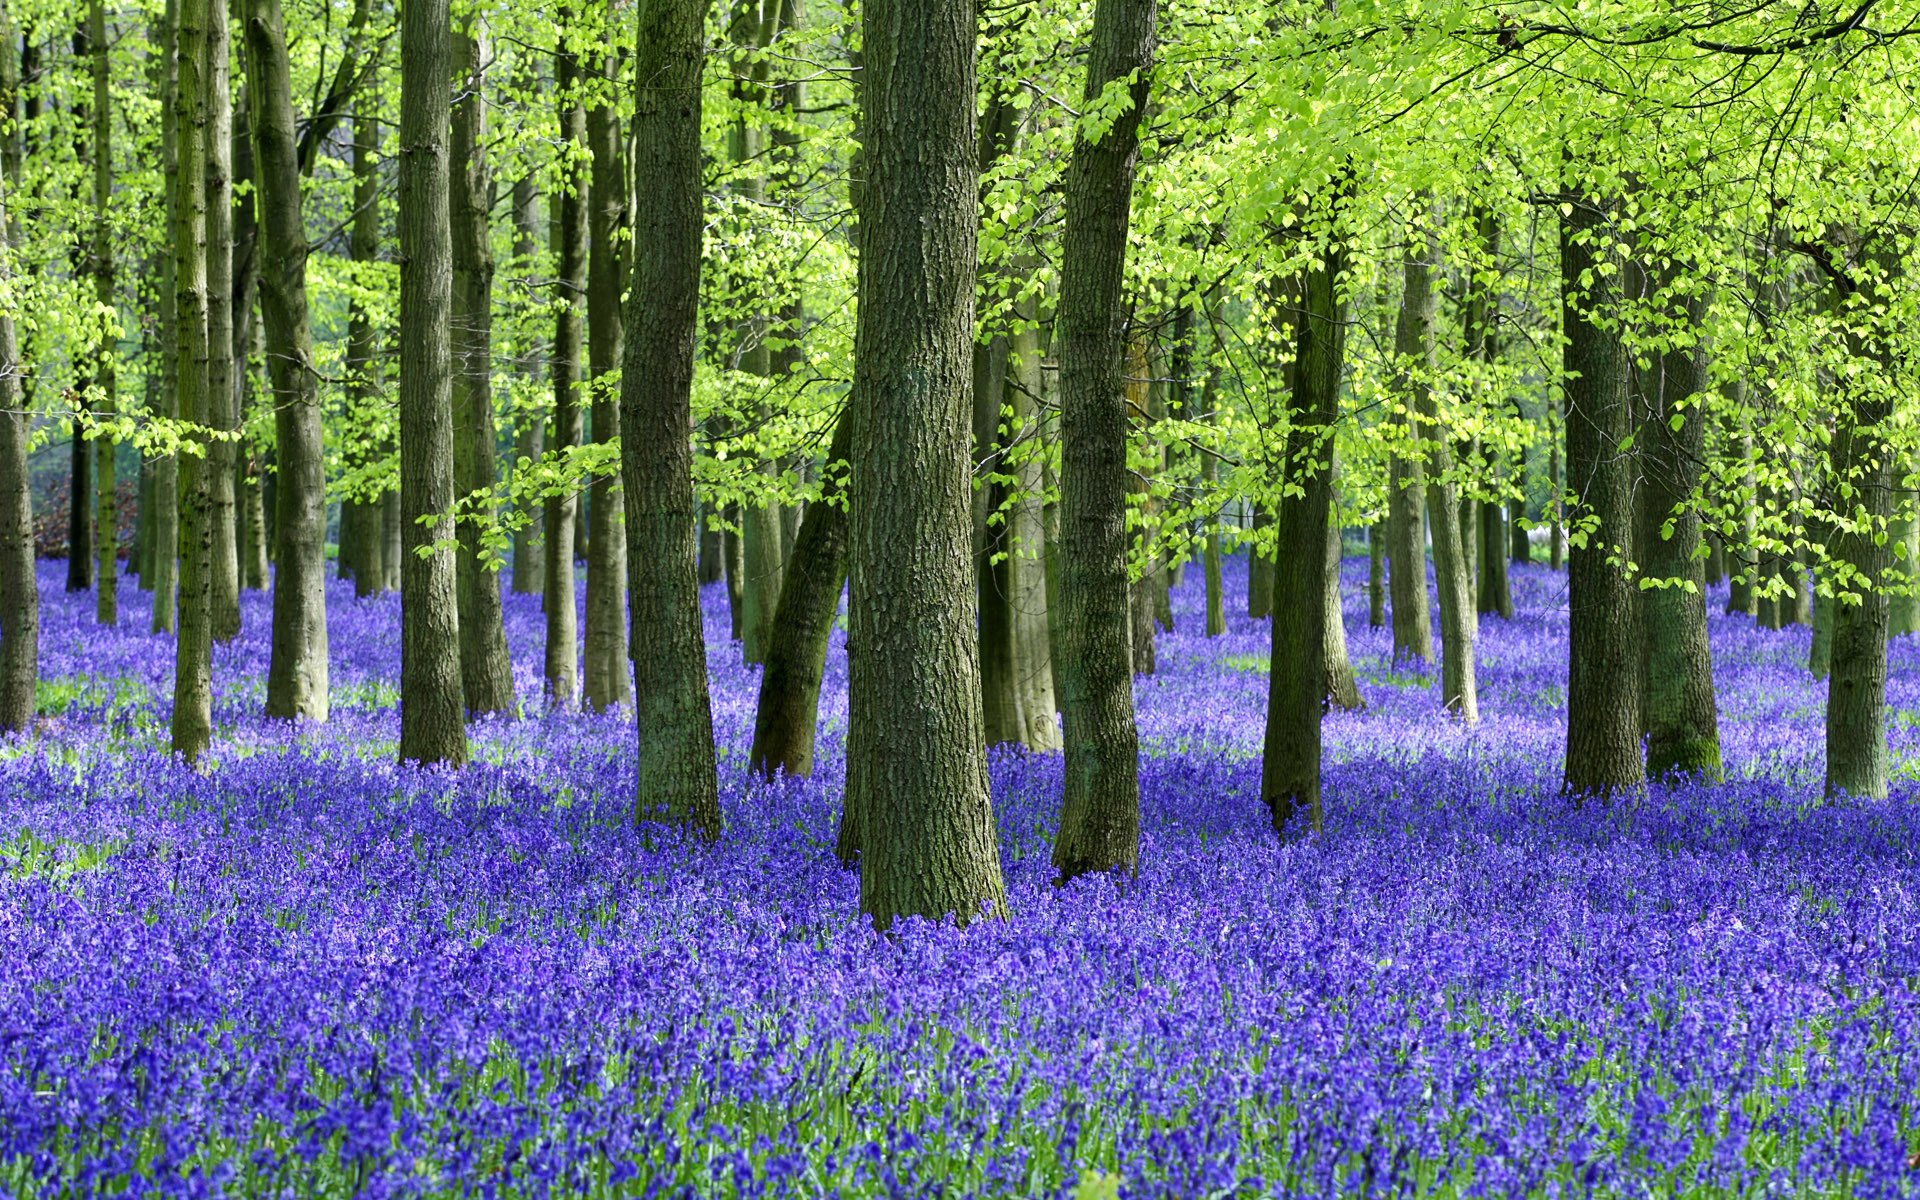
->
[5,554,1920,1197]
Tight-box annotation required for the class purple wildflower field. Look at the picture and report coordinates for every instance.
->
[6,555,1920,1197]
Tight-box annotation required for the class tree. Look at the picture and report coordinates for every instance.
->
[170,0,215,761]
[396,0,467,766]
[450,16,514,715]
[624,0,720,838]
[844,0,1006,926]
[545,42,585,707]
[245,0,329,723]
[1561,190,1644,799]
[346,112,386,600]
[205,1,238,644]
[88,0,115,627]
[0,134,29,735]
[1049,0,1156,883]
[583,29,630,712]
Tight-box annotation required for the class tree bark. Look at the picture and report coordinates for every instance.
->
[1467,208,1511,620]
[750,409,851,778]
[170,0,214,760]
[583,36,630,711]
[347,111,385,599]
[1634,272,1720,781]
[509,168,543,596]
[205,4,237,643]
[0,134,31,733]
[245,0,329,721]
[88,0,115,624]
[450,17,514,715]
[1262,237,1347,836]
[151,0,178,636]
[844,0,1007,926]
[625,0,721,838]
[1050,0,1155,884]
[545,47,586,707]
[1386,317,1432,664]
[1324,504,1363,711]
[395,0,467,765]
[1561,192,1643,798]
[1248,506,1273,618]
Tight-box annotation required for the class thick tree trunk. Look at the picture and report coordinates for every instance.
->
[1050,0,1155,884]
[1561,193,1643,798]
[0,147,31,733]
[450,18,514,715]
[88,0,115,625]
[545,50,586,706]
[625,0,721,838]
[583,39,630,711]
[395,0,467,765]
[1826,259,1894,801]
[1262,243,1347,835]
[245,0,328,721]
[205,6,238,644]
[1478,499,1512,618]
[750,409,851,778]
[1635,275,1720,781]
[844,0,1007,926]
[170,0,213,761]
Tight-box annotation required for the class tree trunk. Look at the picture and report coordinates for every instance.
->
[395,0,467,764]
[1049,0,1155,883]
[1386,390,1432,662]
[88,0,115,624]
[545,48,586,706]
[750,409,851,778]
[0,140,31,733]
[583,36,630,711]
[450,18,514,715]
[170,0,214,760]
[1635,273,1720,781]
[1825,257,1894,801]
[66,411,92,593]
[1325,512,1362,710]
[1509,451,1530,562]
[347,112,384,599]
[1006,300,1059,748]
[152,0,178,637]
[1724,391,1756,615]
[1478,498,1512,618]
[245,0,329,721]
[1549,435,1564,570]
[1125,323,1155,677]
[510,172,544,596]
[1262,236,1347,836]
[1367,522,1385,628]
[1889,500,1919,636]
[1561,192,1643,798]
[205,5,238,643]
[1467,207,1510,619]
[1248,506,1273,618]
[844,0,1007,926]
[1201,347,1226,638]
[723,504,744,638]
[239,313,270,590]
[625,0,721,838]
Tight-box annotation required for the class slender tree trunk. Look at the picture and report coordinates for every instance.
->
[206,1,238,642]
[152,0,179,636]
[1404,227,1476,720]
[508,165,543,596]
[245,0,328,721]
[1262,237,1347,835]
[396,0,466,764]
[583,33,630,710]
[66,409,92,593]
[0,136,31,733]
[450,17,513,714]
[1509,449,1530,562]
[1478,499,1512,618]
[1826,256,1894,801]
[625,0,721,837]
[1324,510,1362,709]
[1050,0,1155,884]
[750,409,851,778]
[1248,507,1273,618]
[1201,341,1227,638]
[170,0,213,760]
[347,113,384,599]
[239,314,269,590]
[723,503,744,637]
[1367,522,1385,628]
[1724,391,1756,615]
[1006,298,1059,746]
[844,0,1008,926]
[88,0,115,624]
[1124,323,1155,677]
[1549,435,1564,570]
[1635,271,1720,781]
[1889,498,1919,636]
[1561,191,1643,798]
[1467,207,1510,619]
[545,46,586,706]
[1386,358,1432,662]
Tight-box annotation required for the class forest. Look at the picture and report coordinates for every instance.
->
[4,0,1920,1193]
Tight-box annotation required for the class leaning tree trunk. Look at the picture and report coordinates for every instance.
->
[545,49,586,707]
[395,0,467,765]
[583,38,630,711]
[750,409,852,778]
[449,17,514,715]
[206,1,239,642]
[89,0,116,625]
[1261,236,1347,837]
[1635,273,1720,781]
[1560,190,1643,799]
[625,0,721,839]
[844,0,1008,928]
[0,146,32,734]
[170,0,214,761]
[245,0,329,722]
[1050,0,1156,884]
[1403,225,1476,721]
[1826,256,1895,801]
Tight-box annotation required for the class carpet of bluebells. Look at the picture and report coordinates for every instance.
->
[7,551,1920,1198]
